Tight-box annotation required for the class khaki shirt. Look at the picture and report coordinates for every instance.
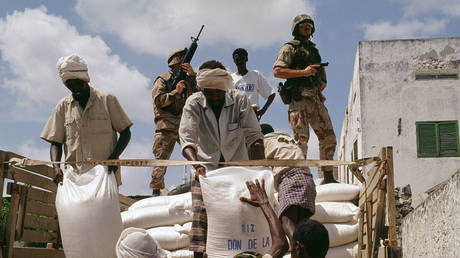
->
[152,70,197,132]
[41,86,133,183]
[179,90,263,171]
[264,131,305,190]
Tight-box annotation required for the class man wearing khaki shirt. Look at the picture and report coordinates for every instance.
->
[260,123,316,249]
[41,54,132,185]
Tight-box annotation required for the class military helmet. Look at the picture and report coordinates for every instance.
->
[291,14,315,36]
[167,48,187,67]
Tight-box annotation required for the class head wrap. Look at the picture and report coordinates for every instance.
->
[196,68,234,91]
[57,54,90,84]
[116,227,168,258]
[168,48,187,67]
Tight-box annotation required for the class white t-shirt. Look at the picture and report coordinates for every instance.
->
[231,70,275,109]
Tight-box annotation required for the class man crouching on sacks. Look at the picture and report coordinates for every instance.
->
[41,54,132,185]
[260,124,317,249]
[179,60,265,257]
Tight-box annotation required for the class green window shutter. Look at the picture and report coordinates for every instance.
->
[417,123,438,157]
[439,122,459,155]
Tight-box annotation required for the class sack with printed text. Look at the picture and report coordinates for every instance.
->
[200,166,276,258]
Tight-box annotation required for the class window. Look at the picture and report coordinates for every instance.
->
[416,121,460,157]
[347,139,358,184]
[353,140,358,161]
[415,73,458,80]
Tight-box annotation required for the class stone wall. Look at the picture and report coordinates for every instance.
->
[401,169,459,258]
[394,184,413,243]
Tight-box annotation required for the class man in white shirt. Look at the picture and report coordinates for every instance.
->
[232,48,276,120]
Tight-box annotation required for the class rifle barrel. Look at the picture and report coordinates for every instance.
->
[196,25,204,40]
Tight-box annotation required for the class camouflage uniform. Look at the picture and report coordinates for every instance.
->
[274,15,336,177]
[151,50,197,190]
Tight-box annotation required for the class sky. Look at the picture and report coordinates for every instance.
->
[1,0,459,195]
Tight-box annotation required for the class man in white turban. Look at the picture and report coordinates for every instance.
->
[179,60,265,257]
[41,54,133,185]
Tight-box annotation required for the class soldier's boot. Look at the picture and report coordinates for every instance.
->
[321,170,339,184]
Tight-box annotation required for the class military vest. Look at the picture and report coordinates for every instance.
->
[285,39,322,89]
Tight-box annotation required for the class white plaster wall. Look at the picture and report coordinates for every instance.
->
[354,37,460,206]
[401,170,459,258]
[338,48,363,185]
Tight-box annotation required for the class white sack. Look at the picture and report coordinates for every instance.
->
[128,192,192,211]
[175,222,192,235]
[326,241,358,258]
[147,225,190,251]
[122,204,192,229]
[311,202,359,223]
[201,166,276,258]
[316,183,360,202]
[166,249,194,258]
[324,222,359,247]
[56,165,122,258]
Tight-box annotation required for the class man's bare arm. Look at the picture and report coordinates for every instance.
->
[183,146,206,181]
[256,93,276,120]
[50,142,63,185]
[240,179,289,258]
[248,139,265,160]
[273,65,319,79]
[108,127,131,174]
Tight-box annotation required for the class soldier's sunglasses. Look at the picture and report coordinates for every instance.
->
[298,22,312,28]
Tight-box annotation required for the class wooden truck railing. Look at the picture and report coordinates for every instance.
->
[350,146,402,258]
[0,150,135,258]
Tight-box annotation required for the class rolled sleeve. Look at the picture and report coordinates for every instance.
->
[152,78,177,108]
[40,102,65,144]
[179,97,200,155]
[273,44,294,69]
[107,94,133,132]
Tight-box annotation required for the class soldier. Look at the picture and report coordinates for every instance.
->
[273,14,338,183]
[151,48,198,196]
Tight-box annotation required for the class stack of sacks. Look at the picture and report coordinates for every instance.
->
[278,183,360,258]
[313,183,360,258]
[121,192,194,257]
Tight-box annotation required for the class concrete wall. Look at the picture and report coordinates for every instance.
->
[401,170,459,258]
[338,48,363,185]
[339,37,460,206]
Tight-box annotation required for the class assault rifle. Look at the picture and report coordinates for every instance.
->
[171,25,204,88]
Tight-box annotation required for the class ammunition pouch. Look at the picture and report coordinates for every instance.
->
[278,82,291,104]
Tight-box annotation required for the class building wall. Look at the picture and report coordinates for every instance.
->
[338,48,363,185]
[339,37,460,206]
[401,170,459,258]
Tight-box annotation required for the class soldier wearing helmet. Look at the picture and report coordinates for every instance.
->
[274,14,337,183]
[150,48,198,196]
[273,13,337,251]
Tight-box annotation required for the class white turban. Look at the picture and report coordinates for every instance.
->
[116,227,168,258]
[196,68,234,91]
[57,54,90,84]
